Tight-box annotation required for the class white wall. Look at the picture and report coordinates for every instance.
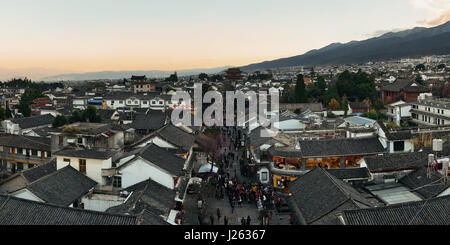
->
[56,156,112,185]
[119,157,175,190]
[12,189,44,203]
[81,194,125,212]
[151,137,177,149]
[438,187,450,197]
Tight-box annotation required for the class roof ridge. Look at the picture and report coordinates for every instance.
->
[3,194,138,219]
[320,167,363,203]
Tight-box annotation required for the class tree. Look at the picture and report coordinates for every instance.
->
[443,83,450,98]
[415,74,424,85]
[199,73,209,81]
[308,76,326,102]
[81,106,102,123]
[281,84,295,103]
[52,115,68,128]
[323,85,340,106]
[69,110,82,123]
[336,70,376,101]
[415,64,426,71]
[361,109,379,120]
[0,107,5,121]
[5,107,12,119]
[342,97,349,117]
[294,74,308,103]
[16,88,47,117]
[328,98,341,110]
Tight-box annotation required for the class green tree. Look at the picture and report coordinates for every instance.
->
[16,88,47,117]
[336,70,376,101]
[69,110,82,123]
[294,74,308,103]
[52,115,68,128]
[415,74,424,85]
[342,97,349,117]
[0,107,5,121]
[437,64,446,70]
[323,85,340,106]
[81,106,102,123]
[281,84,295,103]
[415,64,426,71]
[198,73,209,81]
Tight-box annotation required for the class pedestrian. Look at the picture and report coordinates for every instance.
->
[247,216,251,226]
[210,215,214,225]
[224,216,228,225]
[241,217,246,225]
[217,208,221,223]
[231,202,235,214]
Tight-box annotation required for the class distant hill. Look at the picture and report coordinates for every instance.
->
[41,67,230,81]
[241,21,450,71]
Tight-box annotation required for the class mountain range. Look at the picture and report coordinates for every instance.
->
[240,21,450,71]
[0,67,230,82]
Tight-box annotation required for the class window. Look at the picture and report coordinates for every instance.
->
[79,159,87,174]
[78,137,83,144]
[135,101,139,104]
[394,141,405,152]
[63,158,71,163]
[32,150,38,156]
[120,101,124,104]
[113,176,122,188]
[261,172,268,182]
[16,163,23,171]
[159,101,164,105]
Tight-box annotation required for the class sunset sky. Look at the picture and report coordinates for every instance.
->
[0,0,449,74]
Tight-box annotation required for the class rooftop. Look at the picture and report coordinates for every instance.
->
[0,194,138,225]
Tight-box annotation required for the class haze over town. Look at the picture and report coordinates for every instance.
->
[1,0,449,80]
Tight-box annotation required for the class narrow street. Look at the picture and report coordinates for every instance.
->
[183,127,293,225]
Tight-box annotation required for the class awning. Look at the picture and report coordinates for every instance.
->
[198,164,218,174]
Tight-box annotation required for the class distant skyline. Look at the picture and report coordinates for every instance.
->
[0,0,449,78]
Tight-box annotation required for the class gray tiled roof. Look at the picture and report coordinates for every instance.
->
[363,152,428,173]
[22,159,57,183]
[131,111,167,131]
[25,166,97,206]
[54,149,113,160]
[107,179,174,225]
[0,195,138,225]
[288,167,372,224]
[399,167,449,199]
[326,168,371,180]
[11,114,55,129]
[341,195,450,225]
[298,137,385,158]
[156,124,195,151]
[381,80,429,92]
[139,144,186,176]
[377,121,412,140]
[0,134,51,152]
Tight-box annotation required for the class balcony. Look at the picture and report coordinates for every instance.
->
[0,152,49,165]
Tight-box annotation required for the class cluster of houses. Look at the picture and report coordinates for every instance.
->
[0,63,449,225]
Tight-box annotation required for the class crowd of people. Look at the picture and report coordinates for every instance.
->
[194,126,289,225]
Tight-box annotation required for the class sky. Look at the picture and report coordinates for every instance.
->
[0,0,449,75]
